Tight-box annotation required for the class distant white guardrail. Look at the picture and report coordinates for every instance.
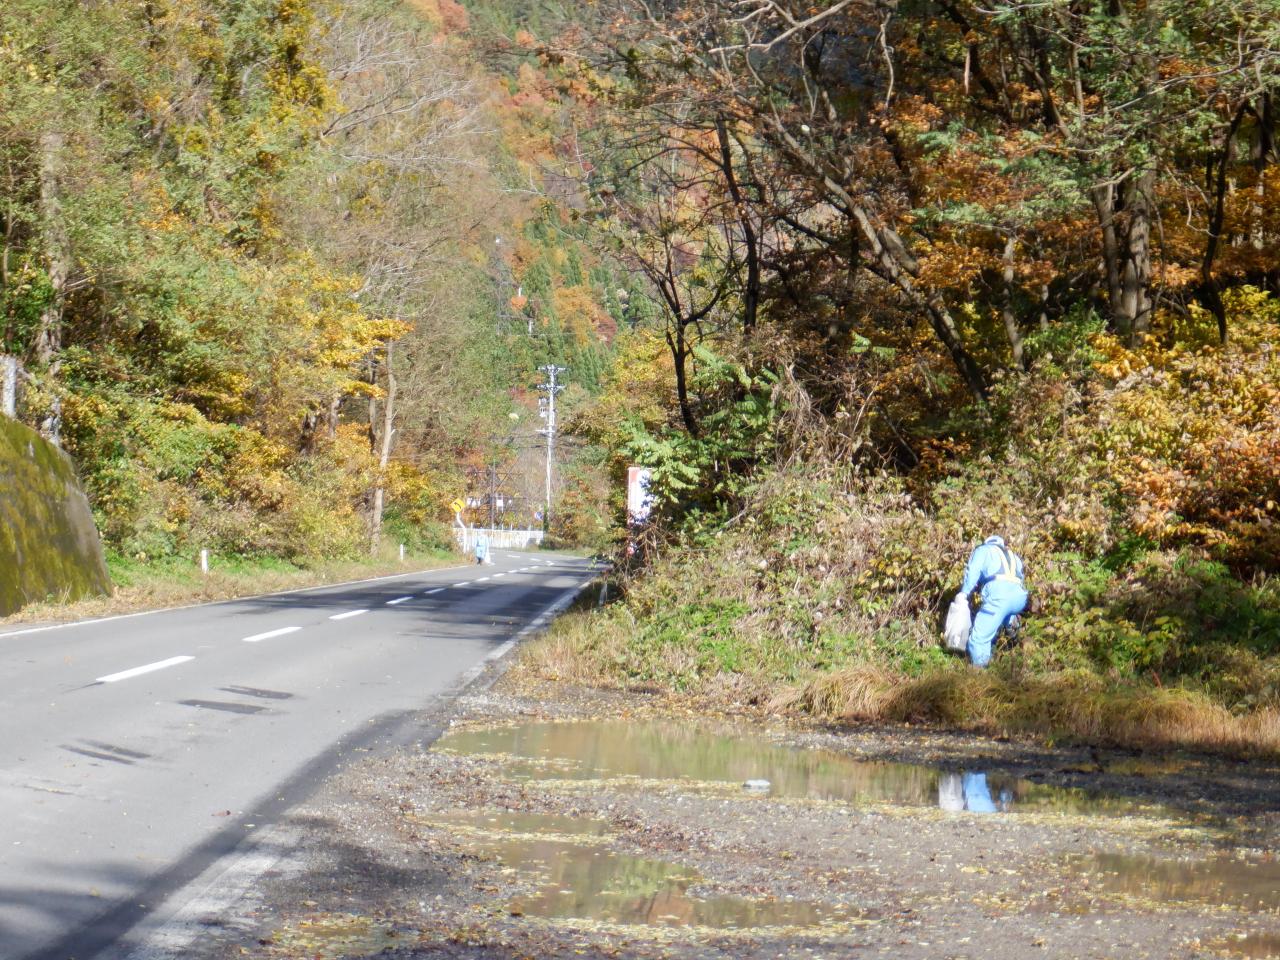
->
[455,525,545,553]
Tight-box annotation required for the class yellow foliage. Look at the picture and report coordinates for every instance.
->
[572,329,677,483]
[1093,288,1280,563]
[551,284,609,344]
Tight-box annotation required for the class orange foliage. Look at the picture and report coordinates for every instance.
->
[1096,289,1280,567]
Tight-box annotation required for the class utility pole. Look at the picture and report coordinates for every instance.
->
[537,364,565,531]
[488,462,498,528]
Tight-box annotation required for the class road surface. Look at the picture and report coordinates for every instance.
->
[0,550,598,960]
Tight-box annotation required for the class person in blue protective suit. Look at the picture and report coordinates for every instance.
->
[957,535,1028,668]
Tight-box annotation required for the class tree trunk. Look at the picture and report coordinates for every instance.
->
[1120,169,1155,342]
[715,118,760,336]
[924,295,990,402]
[369,342,397,556]
[1089,182,1126,334]
[1091,172,1154,344]
[327,393,341,438]
[857,212,989,402]
[1001,235,1026,368]
[667,323,698,437]
[35,129,67,368]
[1198,104,1248,344]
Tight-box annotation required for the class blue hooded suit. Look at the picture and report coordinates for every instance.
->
[959,536,1027,668]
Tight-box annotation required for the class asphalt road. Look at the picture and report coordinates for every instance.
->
[0,550,599,960]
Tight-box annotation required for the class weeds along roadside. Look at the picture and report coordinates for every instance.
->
[516,305,1280,758]
[518,543,1280,758]
[518,479,1280,758]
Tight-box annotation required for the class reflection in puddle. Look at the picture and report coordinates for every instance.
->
[436,720,1163,818]
[1209,932,1280,957]
[428,810,863,929]
[1067,853,1280,912]
[423,810,610,837]
[273,914,402,958]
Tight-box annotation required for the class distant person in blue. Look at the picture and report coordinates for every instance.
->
[957,535,1027,668]
[474,532,489,565]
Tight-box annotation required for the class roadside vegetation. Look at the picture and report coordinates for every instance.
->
[512,0,1280,755]
[526,292,1280,755]
[0,0,623,586]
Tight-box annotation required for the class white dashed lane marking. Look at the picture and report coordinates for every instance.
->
[242,626,301,643]
[424,588,445,595]
[96,656,194,684]
[386,596,413,605]
[328,609,367,621]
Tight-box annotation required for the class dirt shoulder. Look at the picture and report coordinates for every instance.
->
[163,665,1280,960]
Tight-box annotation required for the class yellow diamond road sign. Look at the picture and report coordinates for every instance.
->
[450,498,465,514]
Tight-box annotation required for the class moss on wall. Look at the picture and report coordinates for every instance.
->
[0,418,111,615]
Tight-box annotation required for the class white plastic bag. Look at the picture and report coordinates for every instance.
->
[937,772,965,812]
[944,593,971,652]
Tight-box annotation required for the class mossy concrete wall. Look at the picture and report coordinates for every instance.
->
[0,417,111,615]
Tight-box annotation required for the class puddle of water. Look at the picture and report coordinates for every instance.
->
[433,810,862,929]
[1209,932,1280,957]
[422,810,610,837]
[273,914,402,958]
[436,720,1163,818]
[1067,852,1280,912]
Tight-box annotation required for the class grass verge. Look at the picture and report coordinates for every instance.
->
[0,546,463,629]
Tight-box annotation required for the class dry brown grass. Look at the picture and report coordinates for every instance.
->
[517,616,1280,758]
[786,664,1280,757]
[0,553,465,631]
[517,611,616,686]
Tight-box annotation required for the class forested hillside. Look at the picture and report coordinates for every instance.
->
[510,0,1280,751]
[0,0,625,570]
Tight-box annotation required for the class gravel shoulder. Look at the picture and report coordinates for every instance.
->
[164,674,1280,960]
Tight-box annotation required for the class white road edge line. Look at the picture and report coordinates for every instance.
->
[96,655,194,684]
[116,571,596,957]
[242,626,301,643]
[455,575,599,688]
[328,609,367,621]
[386,596,413,605]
